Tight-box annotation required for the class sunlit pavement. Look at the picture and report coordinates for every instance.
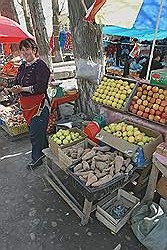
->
[0,129,146,250]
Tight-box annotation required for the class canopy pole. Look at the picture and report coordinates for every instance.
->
[146,0,164,80]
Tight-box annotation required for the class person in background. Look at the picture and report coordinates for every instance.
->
[9,38,50,170]
[139,50,163,79]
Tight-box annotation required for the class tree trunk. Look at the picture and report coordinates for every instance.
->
[68,0,103,118]
[27,0,52,70]
[0,0,19,23]
[52,0,63,63]
[21,0,34,35]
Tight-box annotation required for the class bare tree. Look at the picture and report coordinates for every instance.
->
[20,0,33,35]
[68,0,102,118]
[51,0,63,62]
[27,0,52,69]
[0,0,19,23]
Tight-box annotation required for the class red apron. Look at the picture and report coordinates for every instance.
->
[20,94,45,125]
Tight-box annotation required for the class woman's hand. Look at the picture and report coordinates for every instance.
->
[10,85,23,94]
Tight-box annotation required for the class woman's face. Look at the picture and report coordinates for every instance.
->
[20,46,36,62]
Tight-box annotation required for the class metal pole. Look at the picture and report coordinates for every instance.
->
[146,0,164,80]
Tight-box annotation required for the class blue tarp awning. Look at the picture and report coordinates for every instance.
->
[102,26,167,41]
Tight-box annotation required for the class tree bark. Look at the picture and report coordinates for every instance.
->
[68,0,102,118]
[21,0,34,35]
[27,0,52,70]
[52,0,63,63]
[0,0,19,23]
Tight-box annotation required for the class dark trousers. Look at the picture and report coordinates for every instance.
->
[29,106,49,162]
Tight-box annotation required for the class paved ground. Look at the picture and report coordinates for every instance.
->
[0,127,146,250]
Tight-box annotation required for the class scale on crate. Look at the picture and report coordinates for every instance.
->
[48,80,65,99]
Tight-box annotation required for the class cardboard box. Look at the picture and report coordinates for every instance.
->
[157,177,167,199]
[96,189,140,233]
[49,128,87,158]
[96,120,163,159]
[58,138,97,169]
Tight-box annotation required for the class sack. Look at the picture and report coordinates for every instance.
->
[131,202,167,250]
[76,58,102,83]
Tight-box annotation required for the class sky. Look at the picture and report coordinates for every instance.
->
[14,0,68,37]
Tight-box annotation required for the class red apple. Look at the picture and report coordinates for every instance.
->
[159,106,165,112]
[134,103,139,110]
[153,93,159,99]
[139,105,145,112]
[153,104,159,110]
[161,101,167,107]
[147,96,151,101]
[143,90,148,95]
[137,92,142,98]
[160,118,166,124]
[162,113,167,119]
[155,110,162,116]
[152,86,159,93]
[131,100,136,106]
[145,107,150,113]
[147,85,152,91]
[137,110,143,116]
[159,94,165,100]
[143,112,149,118]
[129,105,133,112]
[142,84,147,90]
[156,98,161,105]
[143,100,148,106]
[150,109,155,115]
[133,96,138,101]
[150,98,156,104]
[148,90,153,97]
[137,87,143,92]
[141,95,147,101]
[148,103,153,109]
[154,115,161,122]
[149,114,154,121]
[132,109,137,114]
[159,89,164,94]
[137,99,142,105]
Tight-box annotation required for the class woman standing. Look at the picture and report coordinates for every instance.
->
[10,38,50,169]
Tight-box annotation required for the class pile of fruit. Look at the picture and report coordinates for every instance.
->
[103,121,154,147]
[47,113,57,134]
[6,114,28,135]
[51,129,84,146]
[71,146,133,188]
[129,84,167,124]
[92,77,135,110]
[0,105,28,135]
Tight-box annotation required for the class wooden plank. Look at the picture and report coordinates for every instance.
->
[46,165,82,211]
[44,173,84,219]
[81,198,93,226]
[153,157,167,178]
[142,163,159,202]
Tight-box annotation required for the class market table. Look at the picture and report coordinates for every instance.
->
[51,92,80,114]
[43,148,138,226]
[143,154,167,207]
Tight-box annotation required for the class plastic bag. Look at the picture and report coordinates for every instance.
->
[76,58,102,83]
[131,202,167,250]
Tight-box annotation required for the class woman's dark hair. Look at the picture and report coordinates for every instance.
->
[19,38,38,55]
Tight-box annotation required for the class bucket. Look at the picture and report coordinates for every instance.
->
[83,121,101,144]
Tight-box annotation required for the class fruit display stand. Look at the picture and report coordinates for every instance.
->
[128,83,167,126]
[0,104,28,140]
[92,75,137,113]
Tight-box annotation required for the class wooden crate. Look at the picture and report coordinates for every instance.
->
[96,189,140,233]
[49,127,87,158]
[58,139,97,169]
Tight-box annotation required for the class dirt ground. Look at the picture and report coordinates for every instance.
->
[0,105,146,250]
